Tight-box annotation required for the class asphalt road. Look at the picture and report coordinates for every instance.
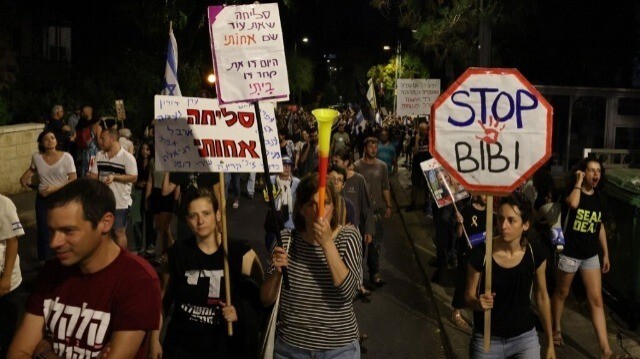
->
[12,173,447,358]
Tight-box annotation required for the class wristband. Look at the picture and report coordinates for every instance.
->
[574,186,581,190]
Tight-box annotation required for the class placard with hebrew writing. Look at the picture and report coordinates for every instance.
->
[396,79,440,117]
[208,3,289,104]
[154,95,282,173]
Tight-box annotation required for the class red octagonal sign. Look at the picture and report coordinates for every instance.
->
[430,68,553,195]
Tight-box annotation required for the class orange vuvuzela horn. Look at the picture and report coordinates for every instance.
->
[312,108,340,218]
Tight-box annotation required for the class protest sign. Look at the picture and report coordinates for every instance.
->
[396,79,440,117]
[154,95,282,173]
[420,158,469,208]
[208,3,289,104]
[430,68,553,194]
[115,100,126,121]
[430,67,553,352]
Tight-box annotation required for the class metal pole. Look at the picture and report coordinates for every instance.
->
[393,40,401,114]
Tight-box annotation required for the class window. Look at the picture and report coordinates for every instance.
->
[41,26,71,61]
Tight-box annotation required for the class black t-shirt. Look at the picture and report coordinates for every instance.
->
[412,138,431,175]
[165,237,250,355]
[468,241,546,338]
[562,191,604,260]
[460,204,487,249]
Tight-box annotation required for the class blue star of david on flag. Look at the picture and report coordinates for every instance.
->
[161,28,181,96]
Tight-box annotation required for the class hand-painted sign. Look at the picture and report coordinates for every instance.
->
[430,68,553,194]
[154,95,283,173]
[396,79,440,117]
[208,3,289,104]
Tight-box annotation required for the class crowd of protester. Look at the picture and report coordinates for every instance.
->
[0,103,630,359]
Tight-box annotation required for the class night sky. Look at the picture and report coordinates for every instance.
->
[3,0,639,124]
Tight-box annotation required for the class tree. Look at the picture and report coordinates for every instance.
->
[367,53,429,110]
[287,52,315,105]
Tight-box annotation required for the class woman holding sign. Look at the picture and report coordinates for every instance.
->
[465,194,555,359]
[160,188,262,358]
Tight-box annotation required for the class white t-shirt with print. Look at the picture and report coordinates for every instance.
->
[89,148,138,209]
[0,194,25,291]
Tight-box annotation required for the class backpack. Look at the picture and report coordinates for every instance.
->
[75,126,93,149]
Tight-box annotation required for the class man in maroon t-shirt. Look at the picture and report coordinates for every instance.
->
[8,178,161,359]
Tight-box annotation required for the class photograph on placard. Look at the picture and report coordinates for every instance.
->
[420,158,469,208]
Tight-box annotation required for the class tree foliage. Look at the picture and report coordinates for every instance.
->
[372,0,502,78]
[367,53,429,109]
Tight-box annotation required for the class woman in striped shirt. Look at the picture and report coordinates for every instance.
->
[261,174,363,358]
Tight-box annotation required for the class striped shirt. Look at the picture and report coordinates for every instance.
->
[267,226,362,350]
[89,148,137,209]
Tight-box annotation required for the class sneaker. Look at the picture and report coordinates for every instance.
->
[369,273,386,287]
[145,245,156,255]
[232,200,239,209]
[247,193,254,199]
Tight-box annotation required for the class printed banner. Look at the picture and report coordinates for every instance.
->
[154,95,282,173]
[396,79,440,117]
[420,158,469,208]
[208,3,290,104]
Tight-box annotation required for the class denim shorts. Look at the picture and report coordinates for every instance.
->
[274,337,360,359]
[114,207,130,230]
[470,327,540,359]
[558,254,600,273]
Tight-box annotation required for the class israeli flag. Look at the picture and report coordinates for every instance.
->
[161,28,181,96]
[355,110,366,132]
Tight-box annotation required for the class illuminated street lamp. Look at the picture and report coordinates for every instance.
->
[382,42,402,113]
[207,73,216,84]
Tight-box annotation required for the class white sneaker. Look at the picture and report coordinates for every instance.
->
[233,200,239,209]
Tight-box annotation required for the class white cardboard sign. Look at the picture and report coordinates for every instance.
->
[430,68,553,194]
[396,79,440,117]
[208,3,290,104]
[154,95,282,173]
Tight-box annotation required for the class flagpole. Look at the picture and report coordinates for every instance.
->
[253,101,290,290]
[218,172,233,336]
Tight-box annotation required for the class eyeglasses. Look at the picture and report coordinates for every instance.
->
[330,177,344,184]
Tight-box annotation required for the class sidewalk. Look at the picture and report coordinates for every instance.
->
[390,157,640,358]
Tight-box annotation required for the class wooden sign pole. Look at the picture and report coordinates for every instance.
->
[218,172,233,336]
[483,195,493,352]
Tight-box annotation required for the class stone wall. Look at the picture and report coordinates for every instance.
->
[0,123,44,195]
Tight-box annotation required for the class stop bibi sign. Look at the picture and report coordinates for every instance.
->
[429,68,553,195]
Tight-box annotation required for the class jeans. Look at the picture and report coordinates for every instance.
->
[469,328,540,359]
[366,208,384,277]
[247,172,256,196]
[274,337,360,359]
[224,173,241,200]
[35,194,50,261]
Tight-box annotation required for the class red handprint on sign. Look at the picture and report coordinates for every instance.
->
[475,116,505,144]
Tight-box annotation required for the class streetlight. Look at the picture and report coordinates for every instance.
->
[207,73,216,84]
[294,37,310,105]
[383,42,402,114]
